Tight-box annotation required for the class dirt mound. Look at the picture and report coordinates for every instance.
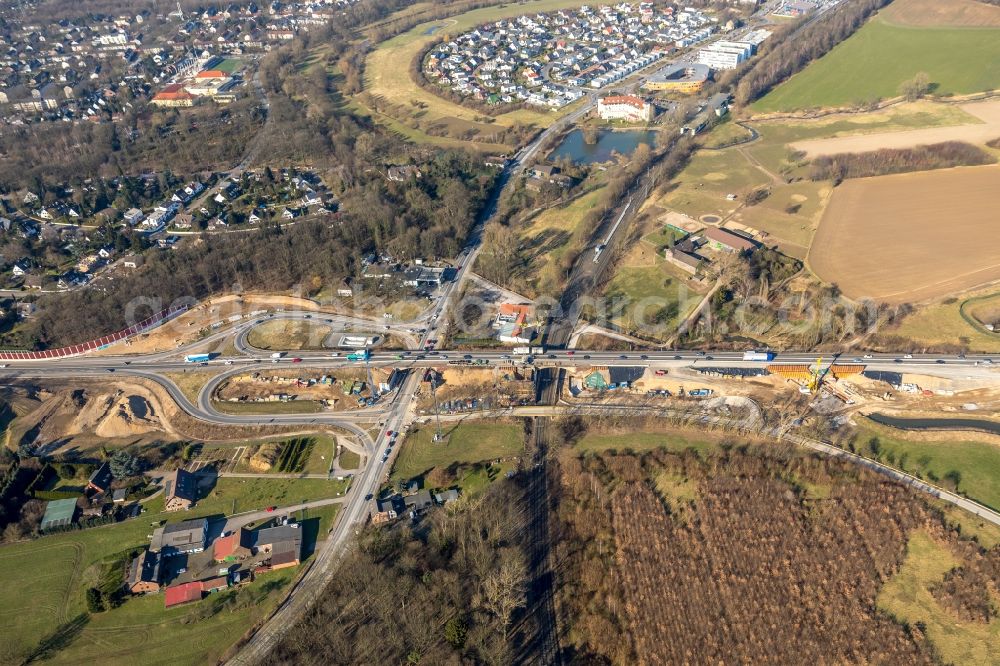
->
[249,443,281,471]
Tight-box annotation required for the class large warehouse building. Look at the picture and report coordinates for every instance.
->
[697,41,754,69]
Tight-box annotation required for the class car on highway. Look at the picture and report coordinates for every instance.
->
[674,355,682,360]
[386,430,393,437]
[583,355,591,359]
[500,354,510,359]
[463,354,473,360]
[904,354,913,359]
[619,355,628,359]
[331,352,340,357]
[304,315,311,319]
[863,354,873,359]
[266,506,276,512]
[381,455,389,463]
[640,354,648,360]
[225,360,234,365]
[395,354,404,360]
[365,493,374,501]
[292,357,302,363]
[106,368,115,372]
[566,350,575,356]
[936,359,946,364]
[384,448,392,455]
[441,354,449,359]
[548,354,556,359]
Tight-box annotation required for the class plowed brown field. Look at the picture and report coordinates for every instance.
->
[809,165,1000,303]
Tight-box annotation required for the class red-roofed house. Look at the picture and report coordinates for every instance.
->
[213,529,251,562]
[164,581,203,608]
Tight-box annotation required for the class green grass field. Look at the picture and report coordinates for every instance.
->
[390,422,523,486]
[857,419,1000,510]
[754,19,1000,112]
[338,448,361,471]
[574,427,724,454]
[604,264,703,340]
[0,477,346,663]
[877,530,1000,665]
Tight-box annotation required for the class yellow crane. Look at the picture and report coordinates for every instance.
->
[808,357,828,393]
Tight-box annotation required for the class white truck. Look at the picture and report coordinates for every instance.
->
[270,352,285,359]
[512,346,531,356]
[742,350,774,362]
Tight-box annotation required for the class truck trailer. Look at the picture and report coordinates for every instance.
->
[184,353,211,363]
[742,351,774,362]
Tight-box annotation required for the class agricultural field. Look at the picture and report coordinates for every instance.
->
[389,421,523,491]
[362,0,612,149]
[753,14,1000,112]
[553,444,996,663]
[808,165,1000,303]
[245,319,333,351]
[880,0,1000,28]
[790,99,1000,158]
[0,476,346,664]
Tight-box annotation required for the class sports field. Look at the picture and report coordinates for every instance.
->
[754,18,1000,112]
[362,0,615,148]
[809,165,1000,303]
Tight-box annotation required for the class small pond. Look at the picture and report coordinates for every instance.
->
[549,129,658,165]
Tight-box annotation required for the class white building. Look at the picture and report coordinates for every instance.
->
[597,95,654,122]
[697,41,753,70]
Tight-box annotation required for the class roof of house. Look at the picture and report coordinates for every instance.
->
[213,529,249,560]
[127,549,160,587]
[164,468,198,503]
[200,576,228,591]
[404,490,433,509]
[701,226,755,251]
[88,462,113,490]
[164,581,203,608]
[163,517,207,536]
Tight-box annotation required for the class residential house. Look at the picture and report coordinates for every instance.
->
[123,208,144,225]
[201,576,228,593]
[404,490,434,514]
[126,549,161,594]
[434,489,460,505]
[163,468,198,511]
[386,165,422,182]
[86,462,114,494]
[122,254,144,269]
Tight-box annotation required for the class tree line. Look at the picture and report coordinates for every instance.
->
[808,141,994,182]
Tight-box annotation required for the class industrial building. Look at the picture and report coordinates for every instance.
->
[597,95,655,122]
[697,41,754,70]
[642,63,711,93]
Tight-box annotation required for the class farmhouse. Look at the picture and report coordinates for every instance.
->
[163,468,198,511]
[664,238,707,274]
[39,498,78,532]
[254,524,302,570]
[126,549,161,594]
[597,95,655,122]
[151,518,208,555]
[213,529,252,562]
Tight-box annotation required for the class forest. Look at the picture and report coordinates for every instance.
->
[267,479,532,665]
[546,427,994,664]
